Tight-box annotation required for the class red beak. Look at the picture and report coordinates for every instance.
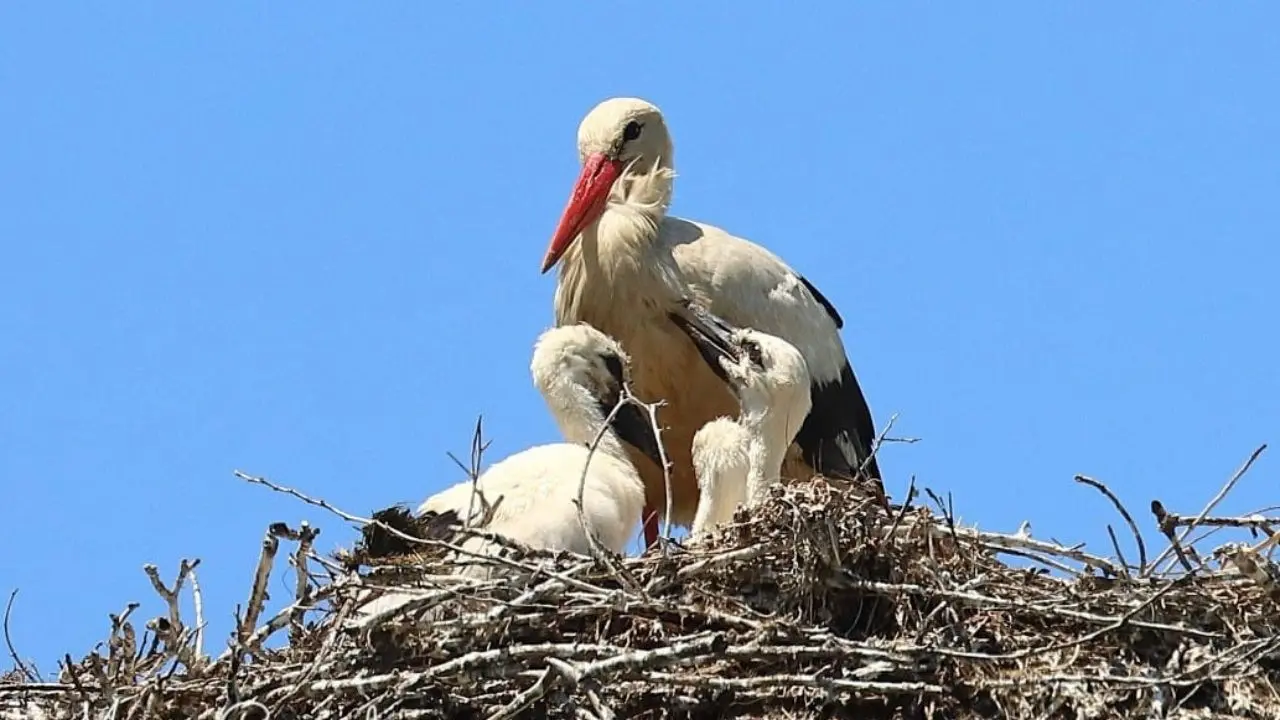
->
[540,152,623,274]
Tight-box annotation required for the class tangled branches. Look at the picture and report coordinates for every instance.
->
[2,444,1279,719]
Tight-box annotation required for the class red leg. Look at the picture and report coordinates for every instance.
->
[641,506,660,549]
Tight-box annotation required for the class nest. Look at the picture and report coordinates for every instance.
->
[3,461,1280,719]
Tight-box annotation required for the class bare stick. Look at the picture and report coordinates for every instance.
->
[640,672,943,695]
[841,579,1220,639]
[3,590,38,682]
[447,414,492,530]
[636,395,676,546]
[216,582,342,664]
[1162,513,1280,529]
[564,382,670,549]
[142,559,200,669]
[1104,525,1131,578]
[884,476,918,544]
[234,470,514,553]
[571,632,725,680]
[1150,444,1267,572]
[105,602,140,688]
[1075,474,1147,574]
[235,470,373,527]
[188,564,205,661]
[484,666,560,720]
[59,653,88,700]
[857,412,899,512]
[236,473,620,603]
[238,469,518,559]
[572,390,631,546]
[238,527,281,647]
[562,384,657,591]
[267,521,321,646]
[238,471,552,579]
[962,522,1125,577]
[1151,500,1196,574]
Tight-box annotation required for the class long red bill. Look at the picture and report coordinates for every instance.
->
[540,152,623,274]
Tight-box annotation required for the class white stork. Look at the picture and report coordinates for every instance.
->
[413,323,664,572]
[353,324,663,622]
[352,320,751,625]
[690,328,813,537]
[540,96,883,548]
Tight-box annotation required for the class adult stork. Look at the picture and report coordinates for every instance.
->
[540,97,882,547]
[690,328,813,537]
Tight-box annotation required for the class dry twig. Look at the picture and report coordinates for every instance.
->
[7,447,1279,720]
[142,559,201,671]
[3,591,38,683]
[1075,474,1148,574]
[1150,443,1268,574]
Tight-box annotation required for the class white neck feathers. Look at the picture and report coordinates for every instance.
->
[553,165,683,331]
[537,377,629,461]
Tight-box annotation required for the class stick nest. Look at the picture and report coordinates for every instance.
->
[4,471,1280,719]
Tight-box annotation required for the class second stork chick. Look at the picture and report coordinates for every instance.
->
[409,317,746,574]
[689,328,813,538]
[356,322,753,623]
[415,323,664,573]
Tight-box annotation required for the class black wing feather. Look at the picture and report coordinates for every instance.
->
[798,274,843,329]
[793,363,881,482]
[793,274,878,478]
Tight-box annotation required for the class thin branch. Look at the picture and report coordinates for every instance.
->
[188,564,205,661]
[17,444,1279,719]
[859,411,900,512]
[1151,500,1197,574]
[1075,474,1147,574]
[1163,513,1280,529]
[484,666,560,720]
[269,522,321,646]
[568,384,648,593]
[448,414,493,531]
[637,395,676,547]
[1104,525,1131,578]
[142,559,201,671]
[572,389,631,546]
[237,527,281,648]
[1150,444,1267,572]
[3,590,38,682]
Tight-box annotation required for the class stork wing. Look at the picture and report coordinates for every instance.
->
[665,218,881,483]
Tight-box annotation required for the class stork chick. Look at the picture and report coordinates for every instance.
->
[352,320,753,626]
[690,329,813,537]
[541,97,883,547]
[415,323,664,574]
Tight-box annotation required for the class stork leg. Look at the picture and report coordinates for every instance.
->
[641,507,660,548]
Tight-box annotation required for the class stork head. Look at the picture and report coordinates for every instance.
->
[719,330,814,445]
[530,324,664,467]
[540,97,674,274]
[667,305,812,443]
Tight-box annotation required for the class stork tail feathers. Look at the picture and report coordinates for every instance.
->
[793,361,888,508]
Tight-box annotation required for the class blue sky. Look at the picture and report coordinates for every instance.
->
[2,4,1277,672]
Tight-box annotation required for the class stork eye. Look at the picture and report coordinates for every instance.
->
[623,121,643,142]
[745,340,764,368]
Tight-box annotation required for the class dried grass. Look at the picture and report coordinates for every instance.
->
[3,448,1279,719]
